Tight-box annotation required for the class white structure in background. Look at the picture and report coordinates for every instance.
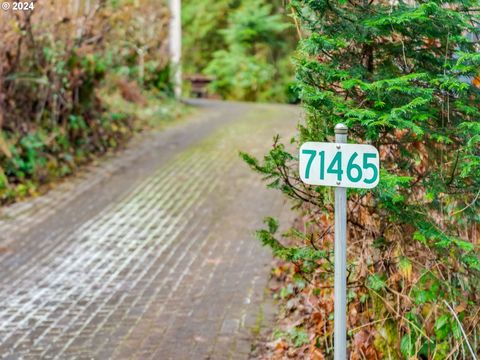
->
[169,0,182,98]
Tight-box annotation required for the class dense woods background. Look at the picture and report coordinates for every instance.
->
[182,0,298,102]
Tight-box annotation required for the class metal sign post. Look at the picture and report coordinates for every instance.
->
[298,123,380,359]
[334,123,347,360]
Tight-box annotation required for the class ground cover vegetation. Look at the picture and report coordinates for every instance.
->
[243,0,480,358]
[183,0,299,102]
[0,0,176,204]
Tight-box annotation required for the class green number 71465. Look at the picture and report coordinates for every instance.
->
[301,150,378,184]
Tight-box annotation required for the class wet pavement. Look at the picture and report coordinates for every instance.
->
[0,100,298,359]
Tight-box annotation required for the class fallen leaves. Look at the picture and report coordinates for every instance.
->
[350,329,380,360]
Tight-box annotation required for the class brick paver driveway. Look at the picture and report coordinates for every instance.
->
[0,101,298,360]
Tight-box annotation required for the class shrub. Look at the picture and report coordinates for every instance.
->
[0,0,171,203]
[244,1,480,357]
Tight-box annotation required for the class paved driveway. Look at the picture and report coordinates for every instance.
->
[0,101,298,360]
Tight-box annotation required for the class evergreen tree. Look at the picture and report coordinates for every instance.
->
[205,0,293,101]
[244,1,480,357]
[182,0,237,74]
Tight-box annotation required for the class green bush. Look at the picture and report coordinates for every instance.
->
[244,0,480,357]
[0,1,172,204]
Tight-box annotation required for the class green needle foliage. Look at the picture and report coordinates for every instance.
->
[244,0,480,357]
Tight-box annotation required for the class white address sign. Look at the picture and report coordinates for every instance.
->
[299,142,380,189]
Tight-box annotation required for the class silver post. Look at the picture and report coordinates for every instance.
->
[334,123,348,360]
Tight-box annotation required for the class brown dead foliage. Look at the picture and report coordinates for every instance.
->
[0,0,169,130]
[118,79,147,105]
[0,0,171,202]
